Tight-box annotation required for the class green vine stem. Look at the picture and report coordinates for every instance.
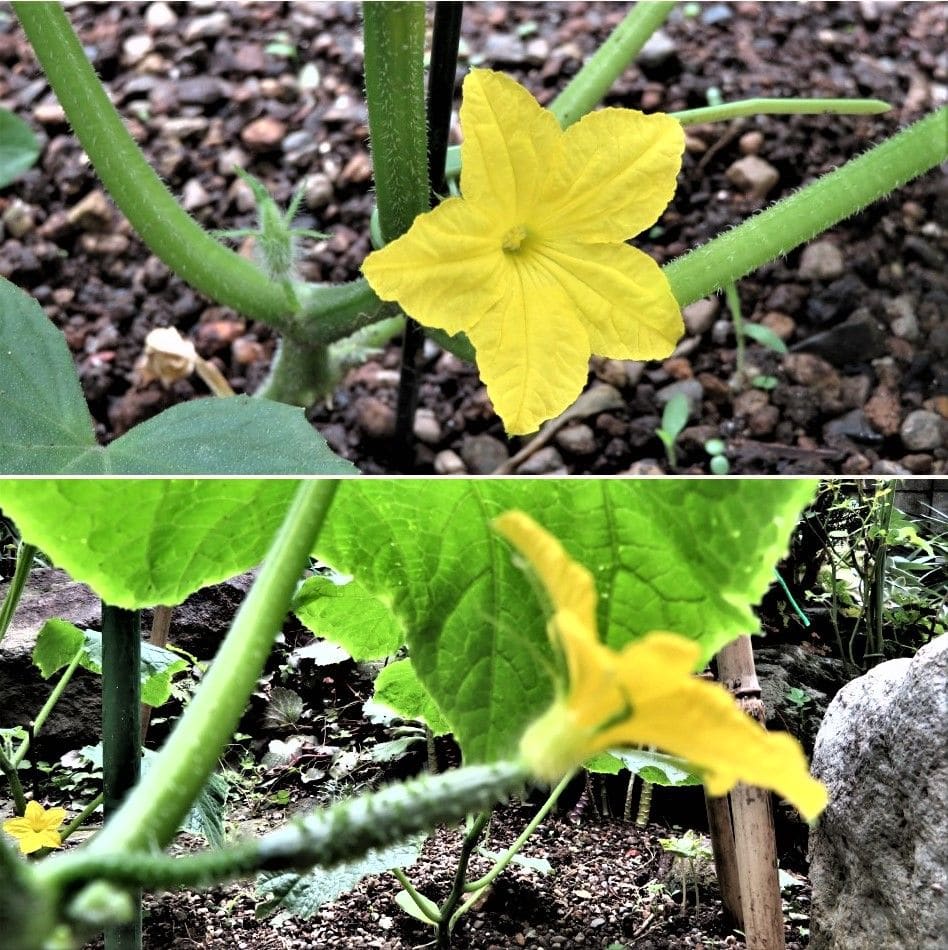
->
[84,480,339,854]
[0,541,37,643]
[392,866,442,923]
[60,793,104,845]
[437,810,490,947]
[11,647,85,769]
[362,1,429,244]
[11,2,296,329]
[673,96,890,124]
[665,106,948,307]
[0,744,27,815]
[552,1,675,126]
[0,833,55,950]
[100,605,142,950]
[36,762,528,895]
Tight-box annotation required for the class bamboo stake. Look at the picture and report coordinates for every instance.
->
[705,792,743,927]
[715,636,784,950]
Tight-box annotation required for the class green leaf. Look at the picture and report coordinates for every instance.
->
[257,836,425,919]
[32,619,85,678]
[584,752,624,775]
[660,391,690,437]
[0,480,300,608]
[609,749,703,787]
[0,108,40,188]
[374,660,452,735]
[0,278,356,475]
[293,574,404,659]
[262,687,304,729]
[32,620,187,706]
[77,744,228,845]
[394,887,441,925]
[743,322,789,354]
[479,847,553,875]
[315,481,816,763]
[81,630,188,707]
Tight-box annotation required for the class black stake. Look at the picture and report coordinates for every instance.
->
[393,1,464,470]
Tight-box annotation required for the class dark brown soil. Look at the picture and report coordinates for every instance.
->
[0,1,945,473]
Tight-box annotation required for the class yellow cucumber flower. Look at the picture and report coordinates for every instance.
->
[362,69,685,435]
[493,511,828,823]
[3,800,67,854]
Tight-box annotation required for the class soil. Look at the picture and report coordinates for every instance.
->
[0,1,945,475]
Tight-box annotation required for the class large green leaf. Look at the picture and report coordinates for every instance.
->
[374,659,451,735]
[0,480,300,607]
[313,481,817,763]
[0,277,356,474]
[0,108,40,188]
[293,573,403,659]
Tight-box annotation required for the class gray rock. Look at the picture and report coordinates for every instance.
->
[304,173,334,210]
[726,155,780,199]
[517,446,565,475]
[638,29,676,68]
[183,11,229,43]
[809,636,948,949]
[145,2,177,31]
[483,34,527,65]
[790,311,886,365]
[682,298,719,336]
[900,410,944,451]
[555,423,597,457]
[177,77,229,106]
[433,450,466,475]
[798,240,845,280]
[460,434,509,474]
[887,295,920,342]
[823,409,883,445]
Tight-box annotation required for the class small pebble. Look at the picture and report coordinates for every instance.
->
[2,199,36,238]
[183,11,229,42]
[760,311,796,341]
[355,396,395,439]
[726,155,779,199]
[517,446,565,475]
[656,378,703,416]
[241,116,287,151]
[555,424,597,456]
[682,298,719,336]
[434,450,466,475]
[863,386,901,436]
[901,454,933,474]
[739,130,764,155]
[412,409,441,445]
[460,434,509,474]
[145,1,177,31]
[900,410,944,451]
[122,34,154,64]
[304,173,334,209]
[66,190,113,232]
[798,240,845,280]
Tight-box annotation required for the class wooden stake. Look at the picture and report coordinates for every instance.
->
[715,636,785,950]
[705,791,743,928]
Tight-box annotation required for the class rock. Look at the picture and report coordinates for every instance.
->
[871,460,911,475]
[711,318,732,345]
[412,409,441,445]
[483,34,527,65]
[241,116,286,151]
[809,636,948,949]
[887,295,920,342]
[760,311,796,341]
[183,11,229,43]
[2,199,36,238]
[901,453,933,475]
[725,155,780,199]
[733,389,769,418]
[122,34,154,65]
[638,29,676,68]
[623,459,665,475]
[355,396,395,439]
[517,446,565,475]
[66,190,113,232]
[0,569,254,749]
[748,405,780,436]
[341,151,373,184]
[177,77,228,106]
[900,410,944,451]
[181,178,211,211]
[682,298,719,336]
[460,434,509,474]
[783,352,840,390]
[739,130,764,155]
[863,386,901,436]
[798,240,845,280]
[145,1,177,31]
[433,449,466,475]
[231,337,265,365]
[824,409,883,445]
[304,173,334,209]
[655,378,703,417]
[555,424,597,456]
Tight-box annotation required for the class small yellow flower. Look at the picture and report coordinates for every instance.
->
[362,69,685,435]
[3,800,67,854]
[493,511,828,823]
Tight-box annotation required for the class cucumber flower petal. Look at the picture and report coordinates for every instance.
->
[3,800,67,854]
[362,69,685,435]
[493,511,828,823]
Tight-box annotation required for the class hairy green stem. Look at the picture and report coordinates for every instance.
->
[100,605,141,950]
[36,763,527,893]
[0,541,37,644]
[86,481,338,853]
[12,2,296,328]
[673,97,890,124]
[392,866,442,923]
[254,338,335,407]
[12,647,85,769]
[0,834,55,950]
[362,1,429,243]
[665,107,948,307]
[551,1,676,127]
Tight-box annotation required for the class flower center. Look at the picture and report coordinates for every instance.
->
[501,224,528,253]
